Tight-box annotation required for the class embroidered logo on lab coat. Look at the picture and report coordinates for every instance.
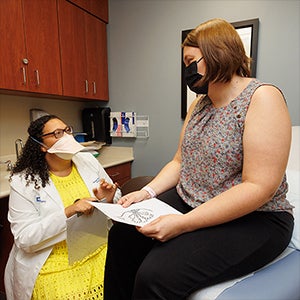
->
[93,177,100,184]
[36,196,46,203]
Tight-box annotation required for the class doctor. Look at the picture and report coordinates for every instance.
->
[5,115,121,300]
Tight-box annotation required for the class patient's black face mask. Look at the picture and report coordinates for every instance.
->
[184,57,208,95]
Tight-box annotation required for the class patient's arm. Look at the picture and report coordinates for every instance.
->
[118,97,200,208]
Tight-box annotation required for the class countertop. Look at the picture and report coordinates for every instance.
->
[97,146,134,168]
[0,146,134,198]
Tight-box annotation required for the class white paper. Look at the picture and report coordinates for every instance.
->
[90,198,182,227]
[66,209,108,265]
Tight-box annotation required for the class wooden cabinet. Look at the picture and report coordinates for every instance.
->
[68,0,108,23]
[85,13,109,100]
[58,0,109,100]
[57,0,87,99]
[0,197,13,294]
[0,0,26,92]
[22,0,62,95]
[0,0,108,101]
[105,162,132,186]
[0,0,62,95]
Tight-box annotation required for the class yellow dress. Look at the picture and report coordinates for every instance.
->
[32,164,107,300]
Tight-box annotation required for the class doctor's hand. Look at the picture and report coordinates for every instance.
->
[137,214,187,242]
[65,197,96,218]
[118,189,150,208]
[93,178,118,203]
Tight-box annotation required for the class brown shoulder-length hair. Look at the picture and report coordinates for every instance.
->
[182,18,251,85]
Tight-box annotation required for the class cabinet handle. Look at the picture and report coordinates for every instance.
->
[110,172,120,178]
[85,80,89,94]
[35,70,40,86]
[93,81,96,94]
[22,58,29,65]
[21,67,26,85]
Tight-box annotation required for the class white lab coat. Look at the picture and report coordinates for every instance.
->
[4,152,121,300]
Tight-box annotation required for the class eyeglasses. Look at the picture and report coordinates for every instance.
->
[40,126,73,139]
[196,56,204,64]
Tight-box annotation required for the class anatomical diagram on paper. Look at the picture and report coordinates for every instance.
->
[90,198,182,227]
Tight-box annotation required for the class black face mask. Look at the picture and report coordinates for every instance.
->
[184,58,208,94]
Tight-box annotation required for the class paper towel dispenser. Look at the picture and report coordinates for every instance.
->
[82,107,112,144]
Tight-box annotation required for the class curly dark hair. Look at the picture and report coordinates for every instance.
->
[11,114,62,189]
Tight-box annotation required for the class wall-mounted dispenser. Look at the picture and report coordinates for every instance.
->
[110,112,149,138]
[82,107,112,144]
[110,111,136,137]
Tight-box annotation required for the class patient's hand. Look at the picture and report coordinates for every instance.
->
[118,189,149,208]
[93,178,118,203]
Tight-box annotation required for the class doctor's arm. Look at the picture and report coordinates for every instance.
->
[8,186,68,253]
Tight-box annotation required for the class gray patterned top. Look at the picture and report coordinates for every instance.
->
[177,79,293,213]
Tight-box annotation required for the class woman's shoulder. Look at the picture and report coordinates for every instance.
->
[73,151,98,161]
[72,152,103,171]
[10,171,27,183]
[251,82,286,105]
[190,94,211,114]
[248,78,283,97]
[9,171,38,192]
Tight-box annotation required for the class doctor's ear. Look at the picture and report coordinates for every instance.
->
[30,136,48,153]
[40,145,48,153]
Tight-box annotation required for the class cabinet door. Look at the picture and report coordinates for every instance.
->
[58,0,88,98]
[0,0,62,95]
[23,0,62,95]
[105,162,132,186]
[0,0,27,91]
[88,0,108,23]
[69,0,108,23]
[85,14,109,100]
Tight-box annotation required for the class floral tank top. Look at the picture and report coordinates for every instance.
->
[177,79,293,212]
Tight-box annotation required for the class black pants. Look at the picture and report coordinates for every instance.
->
[104,188,294,300]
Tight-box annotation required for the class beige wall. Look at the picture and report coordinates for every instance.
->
[0,94,101,156]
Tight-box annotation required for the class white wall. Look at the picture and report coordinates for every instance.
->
[107,0,300,177]
[0,94,96,156]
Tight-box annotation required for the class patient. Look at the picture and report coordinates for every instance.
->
[103,18,294,300]
[4,115,121,300]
